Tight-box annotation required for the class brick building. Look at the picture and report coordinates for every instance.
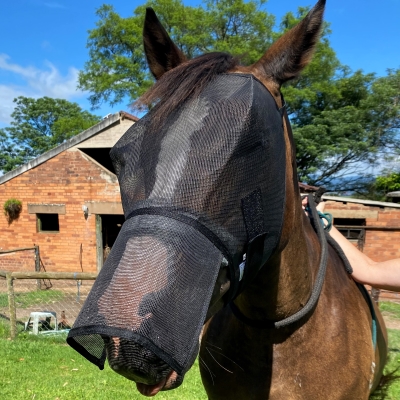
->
[1,118,399,294]
[0,112,137,273]
[323,195,400,300]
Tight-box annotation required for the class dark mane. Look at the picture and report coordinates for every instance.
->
[135,52,238,128]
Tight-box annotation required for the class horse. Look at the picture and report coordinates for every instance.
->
[67,1,388,398]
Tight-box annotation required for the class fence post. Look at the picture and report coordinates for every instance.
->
[35,246,41,290]
[6,272,17,339]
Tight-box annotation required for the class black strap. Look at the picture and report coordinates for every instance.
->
[241,188,265,240]
[229,194,328,329]
[278,95,287,117]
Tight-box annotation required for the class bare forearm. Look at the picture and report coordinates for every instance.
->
[329,225,400,292]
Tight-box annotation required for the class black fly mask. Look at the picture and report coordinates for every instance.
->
[67,73,286,378]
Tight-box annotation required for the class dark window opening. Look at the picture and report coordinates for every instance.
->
[334,218,365,251]
[79,148,115,174]
[334,218,365,227]
[37,214,59,232]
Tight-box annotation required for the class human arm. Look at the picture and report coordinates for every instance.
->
[319,202,400,292]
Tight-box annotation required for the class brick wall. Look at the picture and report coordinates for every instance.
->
[0,149,121,273]
[324,201,400,262]
[0,249,36,272]
[325,200,400,300]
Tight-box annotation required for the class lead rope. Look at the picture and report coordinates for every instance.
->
[274,194,328,327]
[230,194,328,328]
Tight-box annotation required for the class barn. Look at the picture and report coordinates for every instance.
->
[323,195,400,300]
[1,113,399,302]
[0,111,137,273]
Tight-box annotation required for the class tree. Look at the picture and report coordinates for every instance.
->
[376,172,400,193]
[0,97,101,173]
[353,170,400,201]
[291,68,400,190]
[79,0,400,192]
[78,0,275,107]
[0,129,20,173]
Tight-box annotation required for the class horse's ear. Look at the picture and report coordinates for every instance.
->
[251,0,326,86]
[143,8,187,80]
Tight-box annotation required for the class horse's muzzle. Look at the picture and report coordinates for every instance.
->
[104,336,182,396]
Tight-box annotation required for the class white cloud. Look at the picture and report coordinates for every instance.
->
[0,54,86,125]
[0,85,31,125]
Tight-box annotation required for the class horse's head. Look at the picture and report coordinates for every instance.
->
[67,1,325,396]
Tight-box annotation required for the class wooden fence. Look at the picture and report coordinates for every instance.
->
[0,270,97,339]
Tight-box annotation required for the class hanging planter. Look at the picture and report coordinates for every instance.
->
[4,198,22,224]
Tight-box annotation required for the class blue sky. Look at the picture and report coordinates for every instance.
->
[1,0,399,129]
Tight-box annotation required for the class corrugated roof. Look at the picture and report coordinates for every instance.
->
[322,195,400,209]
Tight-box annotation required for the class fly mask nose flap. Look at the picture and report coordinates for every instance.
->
[67,73,286,377]
[67,215,224,374]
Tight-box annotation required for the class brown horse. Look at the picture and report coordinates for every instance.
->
[67,1,387,398]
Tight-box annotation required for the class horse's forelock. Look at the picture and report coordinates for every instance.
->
[134,52,239,130]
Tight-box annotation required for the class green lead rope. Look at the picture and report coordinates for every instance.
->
[305,202,333,232]
[317,211,333,232]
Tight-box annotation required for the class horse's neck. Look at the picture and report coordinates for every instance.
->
[236,206,320,321]
[235,111,321,321]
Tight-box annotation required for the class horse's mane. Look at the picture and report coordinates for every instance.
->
[135,52,239,129]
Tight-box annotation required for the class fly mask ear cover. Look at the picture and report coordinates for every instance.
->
[67,73,286,377]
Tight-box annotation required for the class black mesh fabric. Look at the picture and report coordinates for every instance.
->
[67,73,286,375]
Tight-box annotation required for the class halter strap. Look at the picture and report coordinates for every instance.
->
[278,99,286,117]
[229,193,328,329]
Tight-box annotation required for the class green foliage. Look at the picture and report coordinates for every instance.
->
[281,11,400,190]
[78,0,275,107]
[376,173,400,193]
[78,0,400,191]
[0,96,101,172]
[3,198,22,223]
[353,170,400,200]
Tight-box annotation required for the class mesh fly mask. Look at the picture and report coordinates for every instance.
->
[67,73,286,378]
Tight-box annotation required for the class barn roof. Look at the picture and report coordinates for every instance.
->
[322,195,400,209]
[0,111,138,185]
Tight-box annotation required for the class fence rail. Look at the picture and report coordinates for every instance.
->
[0,246,38,254]
[0,271,97,280]
[0,270,97,339]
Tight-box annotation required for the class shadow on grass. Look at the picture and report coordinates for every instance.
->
[370,363,400,400]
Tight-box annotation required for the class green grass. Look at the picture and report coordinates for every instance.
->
[0,289,64,308]
[0,333,207,400]
[370,329,400,400]
[380,301,400,320]
[1,306,400,399]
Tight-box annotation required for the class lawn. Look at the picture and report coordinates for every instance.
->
[372,328,400,400]
[0,289,64,309]
[0,332,207,400]
[1,302,400,399]
[380,301,400,320]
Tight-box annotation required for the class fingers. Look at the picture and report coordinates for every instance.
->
[316,201,325,212]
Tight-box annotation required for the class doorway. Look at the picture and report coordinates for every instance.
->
[96,214,125,270]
